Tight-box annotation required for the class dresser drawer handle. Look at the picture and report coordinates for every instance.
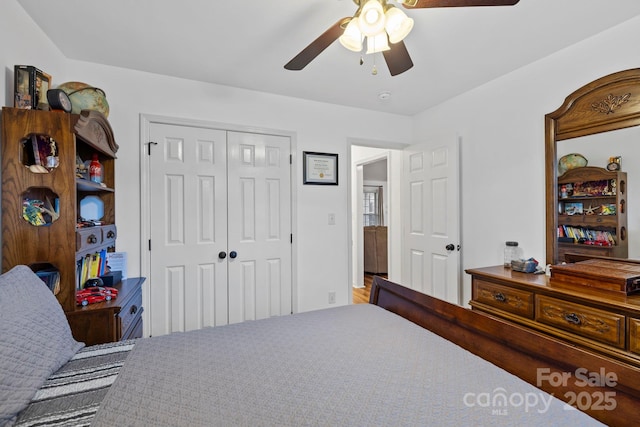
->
[564,313,581,325]
[130,305,138,315]
[106,230,115,239]
[493,292,507,303]
[87,234,98,244]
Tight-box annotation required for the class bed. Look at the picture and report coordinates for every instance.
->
[2,265,638,426]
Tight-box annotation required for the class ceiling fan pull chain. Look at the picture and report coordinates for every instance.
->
[369,35,378,75]
[372,52,378,75]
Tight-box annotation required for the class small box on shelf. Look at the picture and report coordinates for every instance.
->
[100,270,122,287]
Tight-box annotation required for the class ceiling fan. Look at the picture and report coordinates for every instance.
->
[284,0,520,76]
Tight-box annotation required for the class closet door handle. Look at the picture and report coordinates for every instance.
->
[218,251,227,259]
[229,251,238,259]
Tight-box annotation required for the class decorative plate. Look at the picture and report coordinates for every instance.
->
[558,153,587,176]
[79,195,104,221]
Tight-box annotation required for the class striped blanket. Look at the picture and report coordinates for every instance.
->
[14,340,135,427]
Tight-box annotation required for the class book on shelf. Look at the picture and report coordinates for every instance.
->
[31,134,42,165]
[77,249,110,289]
[23,134,55,167]
[89,252,100,278]
[35,268,60,295]
[557,225,616,244]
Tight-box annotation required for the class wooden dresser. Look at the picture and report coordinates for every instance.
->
[467,265,640,367]
[66,277,145,346]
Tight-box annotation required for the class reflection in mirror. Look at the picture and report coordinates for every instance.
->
[557,126,639,258]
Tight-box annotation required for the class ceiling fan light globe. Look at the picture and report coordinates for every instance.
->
[339,18,364,52]
[385,7,414,44]
[359,0,386,37]
[366,33,390,54]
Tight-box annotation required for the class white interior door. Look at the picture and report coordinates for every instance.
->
[402,134,461,304]
[148,123,292,337]
[226,131,292,324]
[148,123,228,336]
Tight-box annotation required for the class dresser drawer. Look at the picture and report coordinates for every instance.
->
[77,225,117,254]
[122,315,143,340]
[76,228,103,252]
[473,279,534,319]
[118,287,142,339]
[536,295,625,348]
[102,224,117,246]
[629,318,640,355]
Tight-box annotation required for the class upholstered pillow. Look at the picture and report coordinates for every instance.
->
[0,265,84,426]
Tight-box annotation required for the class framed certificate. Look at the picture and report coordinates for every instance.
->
[303,152,338,185]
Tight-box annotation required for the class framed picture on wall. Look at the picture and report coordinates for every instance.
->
[303,151,338,185]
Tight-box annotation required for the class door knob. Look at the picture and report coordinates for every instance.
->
[445,244,455,251]
[218,251,227,259]
[229,251,238,259]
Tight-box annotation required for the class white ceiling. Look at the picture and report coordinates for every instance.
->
[17,0,640,116]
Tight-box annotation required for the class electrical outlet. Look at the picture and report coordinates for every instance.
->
[328,291,336,304]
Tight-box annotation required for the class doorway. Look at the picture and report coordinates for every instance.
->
[350,145,403,301]
[350,134,462,306]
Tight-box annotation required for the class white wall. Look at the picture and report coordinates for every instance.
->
[76,67,413,313]
[1,1,68,108]
[412,15,640,304]
[1,0,412,315]
[4,0,640,315]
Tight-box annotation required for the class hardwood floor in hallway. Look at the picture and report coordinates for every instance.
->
[353,273,385,304]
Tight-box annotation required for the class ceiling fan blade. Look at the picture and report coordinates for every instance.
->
[404,0,519,8]
[382,40,414,76]
[285,18,350,71]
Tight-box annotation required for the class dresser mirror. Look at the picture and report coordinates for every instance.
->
[545,68,640,265]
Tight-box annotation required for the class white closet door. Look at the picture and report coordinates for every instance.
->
[148,123,292,337]
[148,123,228,336]
[226,131,292,324]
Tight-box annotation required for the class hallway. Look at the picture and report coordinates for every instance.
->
[353,274,381,304]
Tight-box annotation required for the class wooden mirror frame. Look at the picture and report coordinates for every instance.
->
[545,68,640,265]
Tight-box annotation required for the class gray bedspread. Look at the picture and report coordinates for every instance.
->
[92,304,604,426]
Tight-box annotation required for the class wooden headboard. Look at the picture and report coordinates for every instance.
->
[370,276,640,426]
